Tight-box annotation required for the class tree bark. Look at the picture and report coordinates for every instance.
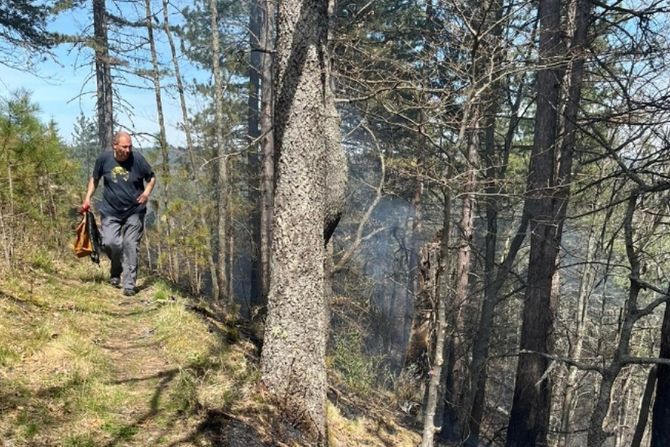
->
[464,55,530,446]
[209,0,229,304]
[248,0,262,309]
[505,0,564,445]
[145,0,175,280]
[259,0,275,305]
[93,0,113,150]
[632,366,657,447]
[651,296,670,446]
[419,190,451,447]
[260,0,347,440]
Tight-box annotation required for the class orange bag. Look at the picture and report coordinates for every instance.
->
[74,213,93,258]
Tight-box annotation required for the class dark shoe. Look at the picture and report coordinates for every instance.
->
[123,288,136,297]
[109,277,121,288]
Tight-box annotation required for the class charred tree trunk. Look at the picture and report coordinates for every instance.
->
[93,0,113,150]
[260,0,347,440]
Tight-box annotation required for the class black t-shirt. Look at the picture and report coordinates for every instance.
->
[92,150,155,219]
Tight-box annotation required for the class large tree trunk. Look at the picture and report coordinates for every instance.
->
[161,0,219,300]
[505,0,564,445]
[93,0,113,150]
[651,298,670,446]
[209,0,229,304]
[260,0,347,441]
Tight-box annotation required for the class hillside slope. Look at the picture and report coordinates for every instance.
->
[0,254,420,446]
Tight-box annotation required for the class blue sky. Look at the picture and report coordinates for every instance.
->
[0,2,207,148]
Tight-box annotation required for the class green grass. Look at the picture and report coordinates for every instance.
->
[30,249,55,273]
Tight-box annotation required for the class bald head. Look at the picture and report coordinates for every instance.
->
[113,131,132,145]
[112,131,133,162]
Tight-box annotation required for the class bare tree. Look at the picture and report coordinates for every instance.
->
[93,0,113,150]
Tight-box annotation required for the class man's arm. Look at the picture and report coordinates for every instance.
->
[81,177,98,212]
[137,175,156,205]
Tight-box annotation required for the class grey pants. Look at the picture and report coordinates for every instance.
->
[101,213,145,290]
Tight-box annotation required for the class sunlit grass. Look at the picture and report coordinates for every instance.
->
[153,301,217,365]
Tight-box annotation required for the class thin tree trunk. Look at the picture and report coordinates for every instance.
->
[259,0,275,305]
[210,0,229,304]
[0,204,10,269]
[161,0,219,300]
[145,0,176,280]
[93,0,112,150]
[559,211,596,447]
[420,189,451,447]
[631,366,657,447]
[464,60,530,445]
[248,0,262,309]
[586,194,641,447]
[227,213,235,306]
[4,153,14,266]
[442,117,479,441]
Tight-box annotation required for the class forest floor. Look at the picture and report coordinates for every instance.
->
[0,253,420,446]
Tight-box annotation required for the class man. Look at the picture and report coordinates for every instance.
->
[81,131,156,296]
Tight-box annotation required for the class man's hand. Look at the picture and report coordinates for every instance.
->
[80,199,90,214]
[137,191,150,205]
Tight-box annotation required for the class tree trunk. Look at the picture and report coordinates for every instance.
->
[505,0,564,445]
[631,366,657,447]
[651,298,670,446]
[259,0,275,305]
[248,0,262,310]
[586,195,641,447]
[419,190,451,447]
[93,0,113,150]
[442,117,479,441]
[145,0,176,281]
[161,0,219,300]
[559,211,596,447]
[465,53,530,445]
[260,0,347,440]
[209,0,229,304]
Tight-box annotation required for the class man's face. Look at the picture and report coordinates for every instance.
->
[113,135,132,162]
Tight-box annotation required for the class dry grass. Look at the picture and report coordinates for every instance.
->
[0,255,421,446]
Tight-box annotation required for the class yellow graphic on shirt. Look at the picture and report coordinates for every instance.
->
[111,166,129,182]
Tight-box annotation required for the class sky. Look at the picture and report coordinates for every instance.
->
[0,2,206,148]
